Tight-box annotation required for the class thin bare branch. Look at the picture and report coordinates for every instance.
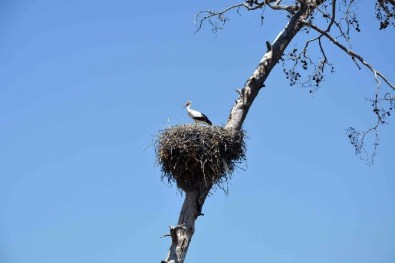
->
[347,91,394,164]
[194,1,273,32]
[281,1,336,89]
[194,3,244,32]
[194,0,299,32]
[302,0,336,59]
[303,21,395,90]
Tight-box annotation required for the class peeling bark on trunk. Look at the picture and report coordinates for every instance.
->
[162,183,211,263]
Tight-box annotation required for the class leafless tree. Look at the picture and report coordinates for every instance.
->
[161,1,394,262]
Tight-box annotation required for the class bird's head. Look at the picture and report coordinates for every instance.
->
[184,101,191,108]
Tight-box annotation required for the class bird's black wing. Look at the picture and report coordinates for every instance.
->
[200,113,212,125]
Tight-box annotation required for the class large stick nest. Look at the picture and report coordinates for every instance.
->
[155,124,246,192]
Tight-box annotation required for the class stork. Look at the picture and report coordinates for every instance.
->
[184,101,212,125]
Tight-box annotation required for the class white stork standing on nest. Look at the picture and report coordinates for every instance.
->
[184,101,212,125]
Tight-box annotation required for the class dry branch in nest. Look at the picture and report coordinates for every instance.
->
[155,124,246,192]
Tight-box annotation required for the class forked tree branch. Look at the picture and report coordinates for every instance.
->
[303,21,395,90]
[195,0,298,32]
[264,0,298,12]
[195,3,243,32]
[301,14,394,163]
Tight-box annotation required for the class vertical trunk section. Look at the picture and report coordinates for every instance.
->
[162,184,211,263]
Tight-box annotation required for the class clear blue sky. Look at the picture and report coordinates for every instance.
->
[1,1,394,262]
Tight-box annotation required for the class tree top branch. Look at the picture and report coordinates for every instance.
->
[303,20,395,90]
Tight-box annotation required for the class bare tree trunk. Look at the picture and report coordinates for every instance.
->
[162,2,322,263]
[162,184,211,263]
